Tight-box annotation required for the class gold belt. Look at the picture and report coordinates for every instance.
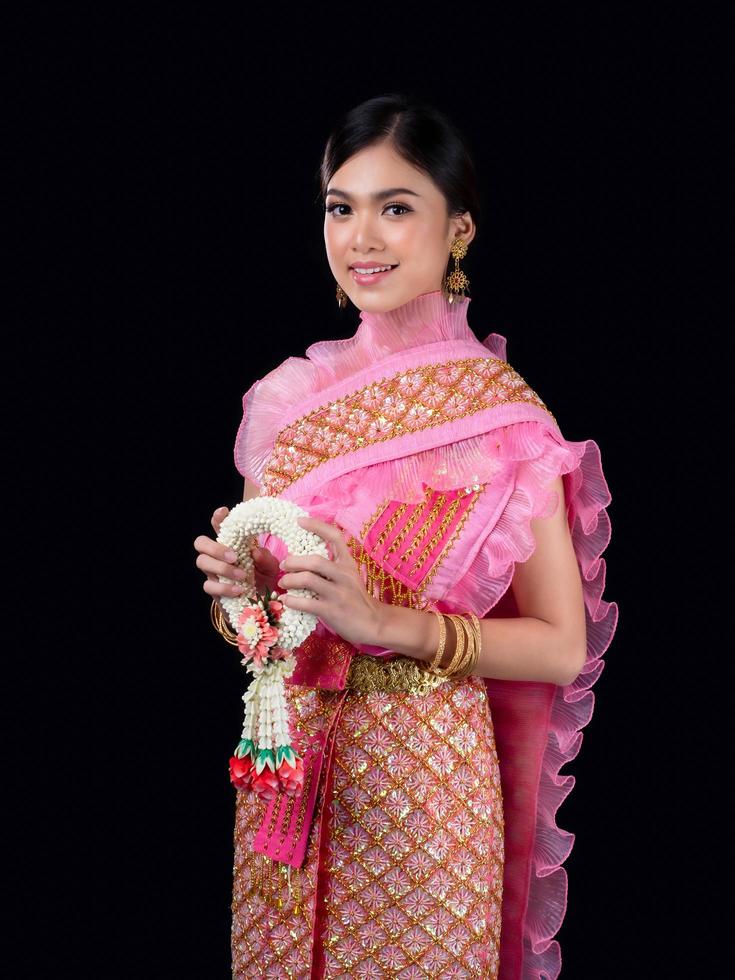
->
[345,653,449,696]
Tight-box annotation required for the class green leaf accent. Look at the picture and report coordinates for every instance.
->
[255,748,276,774]
[276,745,296,767]
[235,738,255,759]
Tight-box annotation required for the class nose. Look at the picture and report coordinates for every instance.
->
[351,211,385,255]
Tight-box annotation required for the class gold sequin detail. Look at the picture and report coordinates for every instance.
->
[385,491,442,563]
[346,485,485,610]
[368,500,406,548]
[347,535,430,611]
[346,653,449,696]
[261,356,555,495]
[232,689,340,975]
[231,679,505,978]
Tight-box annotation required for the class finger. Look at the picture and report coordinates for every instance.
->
[280,553,342,583]
[211,506,229,534]
[252,545,280,574]
[194,533,241,567]
[280,591,317,612]
[295,516,346,562]
[203,579,247,598]
[196,551,249,582]
[280,570,337,599]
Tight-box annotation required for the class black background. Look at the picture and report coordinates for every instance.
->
[8,5,728,978]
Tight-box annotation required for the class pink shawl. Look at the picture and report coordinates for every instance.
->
[233,289,618,980]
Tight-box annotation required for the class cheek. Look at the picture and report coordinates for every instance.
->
[324,222,349,251]
[391,222,445,268]
[388,223,419,252]
[325,227,355,276]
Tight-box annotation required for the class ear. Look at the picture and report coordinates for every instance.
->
[450,210,476,248]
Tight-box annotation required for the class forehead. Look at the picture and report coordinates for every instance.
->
[328,143,437,198]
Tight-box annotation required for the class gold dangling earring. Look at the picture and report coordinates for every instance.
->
[442,237,470,304]
[335,283,349,309]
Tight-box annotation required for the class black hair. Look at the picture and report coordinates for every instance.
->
[315,92,482,238]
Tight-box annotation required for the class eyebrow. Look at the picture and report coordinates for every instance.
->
[325,186,422,201]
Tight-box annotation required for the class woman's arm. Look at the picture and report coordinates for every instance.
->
[374,476,588,686]
[243,477,260,501]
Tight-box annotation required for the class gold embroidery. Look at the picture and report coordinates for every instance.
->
[346,653,450,696]
[382,492,433,562]
[373,501,408,550]
[232,688,334,972]
[273,795,295,858]
[322,678,504,977]
[346,535,432,610]
[283,760,314,864]
[408,496,461,574]
[400,492,447,562]
[346,485,485,609]
[417,488,482,591]
[261,355,555,495]
[360,498,393,542]
[231,679,504,978]
[257,788,285,904]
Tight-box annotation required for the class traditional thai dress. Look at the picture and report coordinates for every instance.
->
[229,289,618,979]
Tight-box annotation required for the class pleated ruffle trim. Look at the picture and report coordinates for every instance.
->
[281,421,616,980]
[484,425,617,980]
[231,301,618,979]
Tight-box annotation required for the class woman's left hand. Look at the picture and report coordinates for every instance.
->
[278,515,384,648]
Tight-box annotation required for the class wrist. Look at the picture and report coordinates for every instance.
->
[372,599,391,648]
[362,596,391,650]
[373,602,435,662]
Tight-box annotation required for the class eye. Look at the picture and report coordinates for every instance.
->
[324,202,350,217]
[324,201,412,217]
[385,203,411,216]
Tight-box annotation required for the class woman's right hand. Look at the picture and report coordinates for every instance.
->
[194,505,281,599]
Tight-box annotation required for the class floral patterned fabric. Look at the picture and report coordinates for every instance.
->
[232,676,505,978]
[231,289,619,978]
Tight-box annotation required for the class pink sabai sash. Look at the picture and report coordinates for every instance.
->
[252,480,488,866]
[251,625,354,867]
[236,290,619,979]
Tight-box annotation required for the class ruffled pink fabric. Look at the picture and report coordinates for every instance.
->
[234,289,506,493]
[232,289,618,979]
[474,427,617,980]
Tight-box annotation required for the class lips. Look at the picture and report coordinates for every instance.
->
[349,264,398,270]
[349,265,398,285]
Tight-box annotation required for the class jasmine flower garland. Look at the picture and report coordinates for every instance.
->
[215,497,329,800]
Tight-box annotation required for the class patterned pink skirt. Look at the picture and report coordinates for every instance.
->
[231,673,504,978]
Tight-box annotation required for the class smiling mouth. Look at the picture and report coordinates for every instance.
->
[350,264,399,275]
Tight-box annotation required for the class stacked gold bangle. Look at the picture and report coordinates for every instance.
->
[210,597,240,646]
[427,610,482,680]
[211,595,481,681]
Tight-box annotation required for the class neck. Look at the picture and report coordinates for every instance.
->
[300,288,476,388]
[357,289,473,350]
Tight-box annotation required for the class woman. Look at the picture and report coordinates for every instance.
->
[194,94,618,979]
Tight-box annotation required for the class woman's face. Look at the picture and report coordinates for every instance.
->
[324,141,475,313]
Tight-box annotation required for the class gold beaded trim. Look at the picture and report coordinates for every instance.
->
[346,531,432,610]
[345,484,485,611]
[260,355,554,495]
[345,653,450,696]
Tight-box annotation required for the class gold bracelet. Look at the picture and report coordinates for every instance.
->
[464,612,482,677]
[428,611,448,673]
[210,597,240,646]
[428,613,456,676]
[431,613,466,677]
[449,614,475,678]
[454,612,482,678]
[469,611,483,674]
